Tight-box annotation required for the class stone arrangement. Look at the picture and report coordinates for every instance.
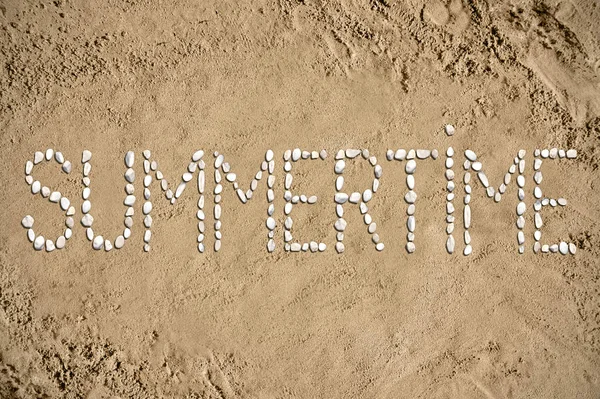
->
[532,148,577,255]
[462,149,527,255]
[141,149,206,252]
[215,150,275,252]
[387,148,438,253]
[446,147,455,254]
[23,149,75,251]
[333,149,383,254]
[283,149,327,252]
[21,141,580,255]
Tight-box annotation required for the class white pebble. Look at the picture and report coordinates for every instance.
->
[192,150,204,162]
[465,150,477,161]
[445,125,455,136]
[92,235,104,250]
[82,150,92,163]
[125,168,135,183]
[60,197,70,211]
[33,235,45,250]
[559,241,568,255]
[34,151,44,164]
[125,151,134,167]
[49,192,61,202]
[405,191,417,204]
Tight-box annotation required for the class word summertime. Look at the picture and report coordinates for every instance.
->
[21,142,579,256]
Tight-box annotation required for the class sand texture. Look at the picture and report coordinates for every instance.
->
[1,0,600,397]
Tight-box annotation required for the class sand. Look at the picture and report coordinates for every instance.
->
[1,0,599,397]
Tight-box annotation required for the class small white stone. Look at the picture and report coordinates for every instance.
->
[46,148,54,161]
[464,205,471,229]
[31,181,41,194]
[56,236,66,249]
[559,241,568,255]
[60,160,71,174]
[471,162,482,171]
[292,148,301,161]
[34,151,44,164]
[407,216,415,232]
[266,217,276,230]
[540,149,549,158]
[83,162,92,177]
[335,160,345,174]
[33,235,45,250]
[446,147,454,157]
[374,165,382,178]
[45,239,55,252]
[405,191,417,204]
[124,195,136,206]
[406,242,415,253]
[465,150,477,161]
[334,218,347,232]
[175,182,186,198]
[125,151,135,168]
[81,214,94,227]
[82,150,92,163]
[92,235,104,250]
[463,245,472,256]
[518,231,525,245]
[517,202,526,215]
[478,172,489,187]
[446,235,455,254]
[566,149,577,159]
[22,215,34,228]
[335,193,348,204]
[405,160,416,174]
[445,124,455,136]
[143,201,152,215]
[416,149,430,159]
[349,192,361,203]
[363,189,373,202]
[60,197,70,211]
[190,150,203,162]
[125,168,135,183]
[213,154,224,169]
[394,149,406,160]
[346,149,361,158]
[308,195,317,204]
[569,243,576,254]
[406,149,415,159]
[49,191,61,202]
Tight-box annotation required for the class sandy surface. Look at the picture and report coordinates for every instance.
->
[1,0,600,397]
